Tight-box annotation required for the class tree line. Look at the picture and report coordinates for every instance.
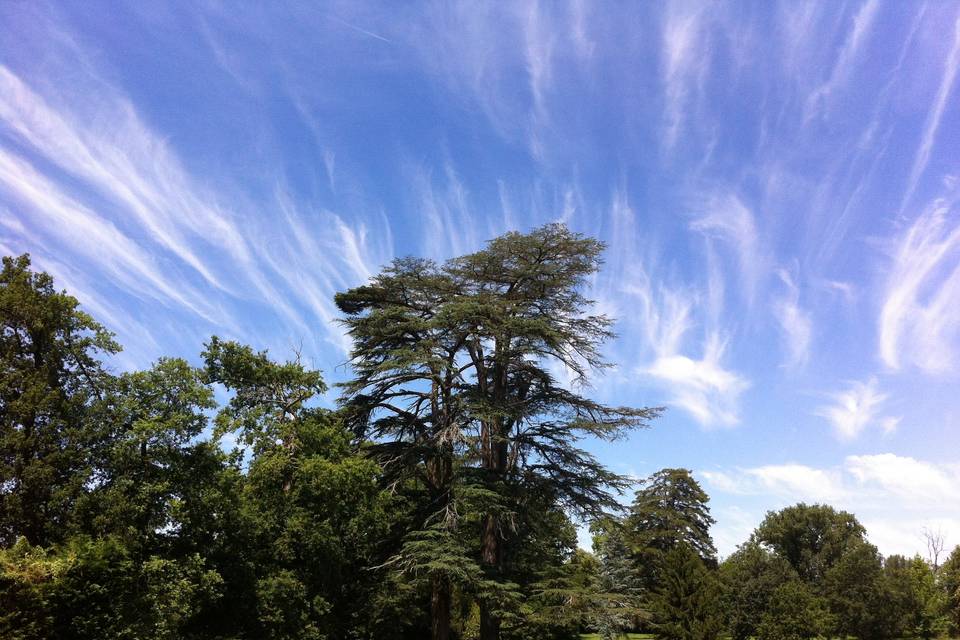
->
[1,225,958,639]
[589,470,960,640]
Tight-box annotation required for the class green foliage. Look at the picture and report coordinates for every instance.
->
[941,545,960,636]
[203,336,326,453]
[0,254,119,545]
[83,358,217,545]
[752,503,866,584]
[0,536,221,640]
[905,555,949,639]
[755,580,831,640]
[6,249,956,640]
[590,523,645,639]
[719,541,796,640]
[336,224,660,639]
[822,538,896,639]
[626,469,716,594]
[648,544,722,640]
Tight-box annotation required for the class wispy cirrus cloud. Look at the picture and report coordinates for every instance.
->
[0,149,222,324]
[0,59,391,360]
[804,0,881,121]
[690,192,765,307]
[773,269,812,369]
[900,15,960,211]
[659,4,710,152]
[597,185,750,428]
[644,333,751,427]
[879,191,960,373]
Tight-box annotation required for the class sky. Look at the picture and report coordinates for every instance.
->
[1,1,959,559]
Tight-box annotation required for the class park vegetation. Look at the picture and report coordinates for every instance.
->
[1,225,959,639]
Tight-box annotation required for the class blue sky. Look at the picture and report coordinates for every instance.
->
[2,1,959,558]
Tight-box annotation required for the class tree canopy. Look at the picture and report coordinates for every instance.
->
[1,242,956,640]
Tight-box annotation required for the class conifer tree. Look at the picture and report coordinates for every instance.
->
[627,468,716,594]
[336,224,659,639]
[649,544,723,640]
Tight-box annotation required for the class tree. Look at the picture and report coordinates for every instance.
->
[821,538,896,639]
[82,358,216,548]
[447,224,660,640]
[648,544,722,640]
[591,521,645,638]
[203,339,391,639]
[941,545,960,636]
[752,503,865,584]
[0,535,222,640]
[336,224,659,640]
[335,256,474,640]
[755,580,831,640]
[0,254,119,545]
[883,554,918,639]
[719,541,796,640]
[905,555,948,639]
[626,468,716,593]
[923,527,945,571]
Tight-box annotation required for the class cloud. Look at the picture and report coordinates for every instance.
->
[690,193,764,306]
[0,149,221,323]
[879,193,960,373]
[845,453,956,504]
[0,58,393,361]
[703,464,844,502]
[703,454,960,557]
[407,160,486,260]
[773,269,812,368]
[660,4,710,151]
[643,332,750,427]
[0,66,245,292]
[402,2,573,160]
[804,0,880,121]
[602,185,749,428]
[815,377,897,440]
[900,15,960,210]
[703,455,960,508]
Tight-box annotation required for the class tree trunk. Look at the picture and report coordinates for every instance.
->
[479,513,502,640]
[479,435,508,640]
[431,573,451,640]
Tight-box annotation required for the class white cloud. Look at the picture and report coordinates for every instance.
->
[0,60,394,360]
[0,66,245,292]
[845,453,956,504]
[815,377,896,440]
[407,160,485,260]
[773,269,812,368]
[0,150,220,323]
[644,332,750,427]
[879,195,960,373]
[704,454,960,557]
[704,464,844,502]
[603,184,750,428]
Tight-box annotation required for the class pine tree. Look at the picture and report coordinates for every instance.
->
[627,468,716,594]
[649,544,723,640]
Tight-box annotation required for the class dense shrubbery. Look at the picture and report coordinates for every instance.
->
[2,230,959,640]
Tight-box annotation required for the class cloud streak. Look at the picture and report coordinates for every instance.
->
[900,15,960,210]
[879,192,960,373]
